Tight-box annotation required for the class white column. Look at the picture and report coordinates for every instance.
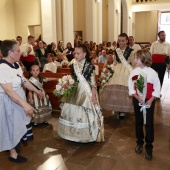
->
[86,0,102,44]
[40,0,57,44]
[86,0,95,42]
[56,0,63,42]
[108,0,115,42]
[121,0,128,34]
[97,1,102,44]
[108,0,121,42]
[62,0,74,47]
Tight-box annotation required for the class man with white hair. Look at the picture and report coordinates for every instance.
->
[98,50,108,63]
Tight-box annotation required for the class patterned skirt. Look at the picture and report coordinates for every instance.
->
[58,103,104,143]
[100,85,133,113]
[31,92,52,123]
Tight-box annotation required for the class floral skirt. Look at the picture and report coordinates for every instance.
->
[100,85,133,113]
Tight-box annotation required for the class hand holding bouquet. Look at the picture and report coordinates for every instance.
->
[53,75,78,98]
[98,65,114,88]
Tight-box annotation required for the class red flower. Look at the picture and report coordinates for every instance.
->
[132,75,138,81]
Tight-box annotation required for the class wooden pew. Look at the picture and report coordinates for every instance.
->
[95,63,104,70]
[23,71,101,110]
[23,72,68,111]
[57,68,71,74]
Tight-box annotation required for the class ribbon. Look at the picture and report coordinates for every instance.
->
[139,103,150,124]
[116,48,133,73]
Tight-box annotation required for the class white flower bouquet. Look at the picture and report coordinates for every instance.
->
[53,75,78,98]
[98,65,114,87]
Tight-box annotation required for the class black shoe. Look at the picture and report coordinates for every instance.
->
[118,112,125,119]
[135,145,143,154]
[9,155,27,163]
[145,151,152,160]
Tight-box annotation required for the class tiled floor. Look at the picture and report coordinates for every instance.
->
[0,71,170,170]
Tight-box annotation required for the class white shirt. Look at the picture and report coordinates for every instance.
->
[150,40,170,56]
[43,62,57,73]
[54,60,69,68]
[128,66,161,98]
[20,43,35,57]
[130,44,141,52]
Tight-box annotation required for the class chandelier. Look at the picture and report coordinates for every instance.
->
[136,0,156,2]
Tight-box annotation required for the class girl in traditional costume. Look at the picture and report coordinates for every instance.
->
[128,49,160,160]
[28,65,53,126]
[58,44,104,143]
[100,33,134,118]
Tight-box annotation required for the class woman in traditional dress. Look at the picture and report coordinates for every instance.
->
[0,40,43,163]
[58,44,104,143]
[100,33,134,119]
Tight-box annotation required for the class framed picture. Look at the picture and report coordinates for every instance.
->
[74,31,82,42]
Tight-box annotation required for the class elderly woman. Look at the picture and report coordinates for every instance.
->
[0,40,43,163]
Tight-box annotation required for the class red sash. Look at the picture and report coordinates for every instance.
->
[152,54,166,63]
[20,54,35,62]
[135,83,153,99]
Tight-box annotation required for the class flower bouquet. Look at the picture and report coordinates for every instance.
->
[98,65,114,88]
[132,74,145,98]
[53,75,78,98]
[132,73,148,124]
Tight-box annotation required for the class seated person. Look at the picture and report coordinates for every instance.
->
[43,53,57,73]
[54,52,69,68]
[90,50,98,63]
[98,50,108,63]
[91,59,99,75]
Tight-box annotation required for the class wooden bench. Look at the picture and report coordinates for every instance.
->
[95,63,104,70]
[57,68,71,74]
[23,71,101,110]
[23,72,68,111]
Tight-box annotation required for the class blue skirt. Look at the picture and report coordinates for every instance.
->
[0,88,30,152]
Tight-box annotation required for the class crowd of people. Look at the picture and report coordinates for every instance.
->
[0,30,169,163]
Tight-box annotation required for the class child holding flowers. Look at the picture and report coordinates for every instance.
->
[128,49,160,160]
[56,44,104,143]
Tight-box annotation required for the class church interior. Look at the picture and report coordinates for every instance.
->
[0,0,170,170]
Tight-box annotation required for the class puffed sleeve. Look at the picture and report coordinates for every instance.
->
[152,71,161,98]
[128,51,135,67]
[90,71,97,88]
[0,65,12,84]
[128,70,137,96]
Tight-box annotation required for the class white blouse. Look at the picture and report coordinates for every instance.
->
[0,63,24,92]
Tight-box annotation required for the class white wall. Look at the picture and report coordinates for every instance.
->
[13,0,41,43]
[0,0,16,40]
[135,11,158,43]
[73,0,86,42]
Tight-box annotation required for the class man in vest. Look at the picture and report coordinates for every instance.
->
[20,35,36,71]
[150,31,170,87]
